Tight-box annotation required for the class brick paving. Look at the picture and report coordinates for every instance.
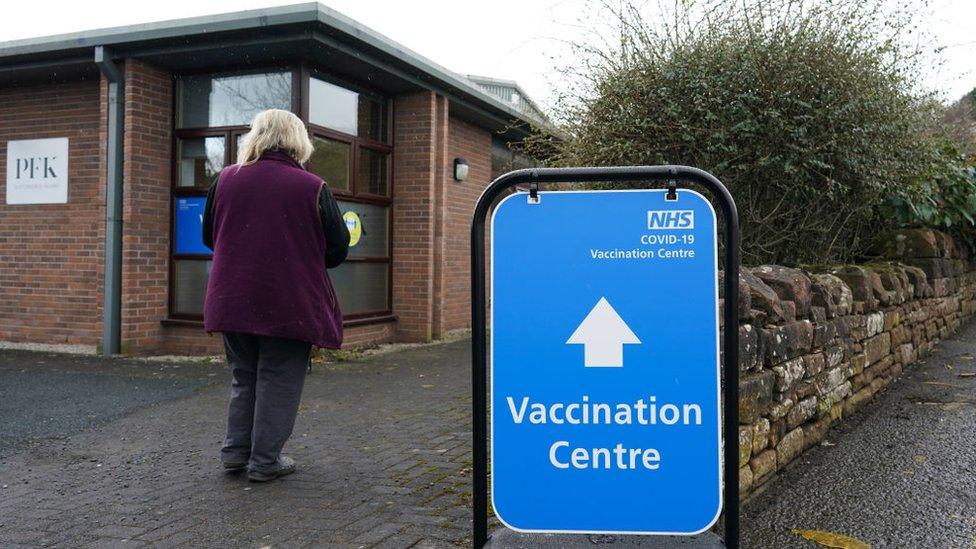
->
[0,341,479,548]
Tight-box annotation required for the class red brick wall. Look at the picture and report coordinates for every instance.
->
[392,91,438,341]
[0,77,105,347]
[0,74,498,355]
[120,60,172,354]
[443,114,492,332]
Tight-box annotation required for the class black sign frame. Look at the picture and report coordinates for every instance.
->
[470,166,741,548]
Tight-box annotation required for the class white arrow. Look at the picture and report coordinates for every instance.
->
[566,297,641,367]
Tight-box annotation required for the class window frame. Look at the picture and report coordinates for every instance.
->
[305,68,395,321]
[166,64,395,325]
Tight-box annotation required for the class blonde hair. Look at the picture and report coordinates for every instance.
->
[237,109,314,166]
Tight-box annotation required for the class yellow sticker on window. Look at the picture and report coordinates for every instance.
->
[343,211,362,247]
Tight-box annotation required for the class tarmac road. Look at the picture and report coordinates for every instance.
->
[0,352,220,459]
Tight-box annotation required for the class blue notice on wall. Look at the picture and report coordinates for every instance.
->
[174,196,209,255]
[490,189,721,535]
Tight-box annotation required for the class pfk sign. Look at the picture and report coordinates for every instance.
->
[5,138,69,205]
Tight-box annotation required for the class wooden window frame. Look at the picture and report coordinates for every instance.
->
[167,65,395,326]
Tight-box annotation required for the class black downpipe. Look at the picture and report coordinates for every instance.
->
[94,46,123,356]
[470,166,740,548]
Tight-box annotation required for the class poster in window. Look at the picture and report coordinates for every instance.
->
[174,196,210,255]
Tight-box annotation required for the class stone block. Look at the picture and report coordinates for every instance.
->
[896,343,915,365]
[739,324,761,372]
[762,321,814,364]
[750,449,777,480]
[816,367,847,397]
[740,465,754,494]
[802,416,832,450]
[850,314,868,340]
[829,403,844,422]
[864,332,891,365]
[768,418,787,448]
[776,428,805,467]
[824,344,844,368]
[802,352,826,377]
[868,263,910,304]
[810,273,853,318]
[831,266,878,311]
[739,370,775,424]
[719,271,753,320]
[865,312,884,337]
[768,398,794,421]
[794,379,818,400]
[771,357,805,393]
[878,228,939,259]
[904,258,948,279]
[739,426,753,467]
[902,264,930,297]
[786,396,817,429]
[752,265,814,317]
[829,316,852,340]
[752,418,770,453]
[883,310,901,331]
[843,386,874,416]
[740,270,788,324]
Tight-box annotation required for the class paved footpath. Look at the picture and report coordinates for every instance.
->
[0,342,475,548]
[0,325,974,548]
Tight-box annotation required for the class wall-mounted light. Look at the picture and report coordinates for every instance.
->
[453,158,469,182]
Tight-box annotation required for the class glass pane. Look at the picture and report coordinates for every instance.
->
[308,137,351,192]
[233,132,247,164]
[174,260,212,315]
[359,96,389,143]
[177,137,225,187]
[178,72,291,129]
[329,262,389,315]
[309,77,358,135]
[358,148,390,196]
[336,201,389,258]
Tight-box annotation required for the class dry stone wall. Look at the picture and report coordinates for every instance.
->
[729,228,976,496]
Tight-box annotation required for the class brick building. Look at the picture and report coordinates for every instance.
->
[0,4,542,355]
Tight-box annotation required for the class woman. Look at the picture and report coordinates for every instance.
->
[201,109,350,482]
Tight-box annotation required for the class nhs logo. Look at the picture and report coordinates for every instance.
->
[647,209,694,230]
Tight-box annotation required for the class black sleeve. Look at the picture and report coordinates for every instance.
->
[319,184,350,268]
[202,177,218,251]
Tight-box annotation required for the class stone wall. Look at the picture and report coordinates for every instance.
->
[733,228,976,496]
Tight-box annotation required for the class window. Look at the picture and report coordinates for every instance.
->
[177,72,291,128]
[170,69,295,317]
[176,136,224,188]
[308,136,351,193]
[308,78,358,135]
[169,68,393,322]
[307,75,393,318]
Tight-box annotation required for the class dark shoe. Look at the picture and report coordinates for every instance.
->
[247,456,296,482]
[223,460,247,471]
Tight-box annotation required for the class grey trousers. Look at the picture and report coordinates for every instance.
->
[220,332,312,472]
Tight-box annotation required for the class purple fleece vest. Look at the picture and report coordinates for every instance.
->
[203,150,343,349]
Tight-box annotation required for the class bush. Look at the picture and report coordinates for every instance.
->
[525,0,951,265]
[884,142,976,250]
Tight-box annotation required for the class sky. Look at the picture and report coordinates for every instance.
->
[2,0,975,112]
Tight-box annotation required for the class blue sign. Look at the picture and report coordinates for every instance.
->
[491,189,721,535]
[174,196,209,255]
